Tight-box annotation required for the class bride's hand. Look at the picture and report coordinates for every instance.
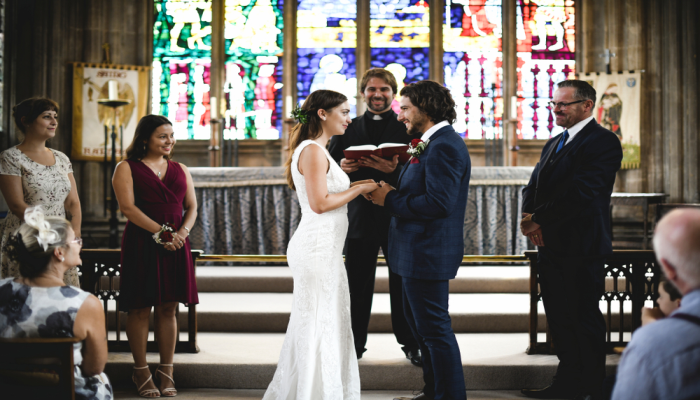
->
[350,179,376,188]
[356,182,380,195]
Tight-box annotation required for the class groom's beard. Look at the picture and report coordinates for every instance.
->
[407,115,429,136]
[366,96,391,113]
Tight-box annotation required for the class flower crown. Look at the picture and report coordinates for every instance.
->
[290,105,310,125]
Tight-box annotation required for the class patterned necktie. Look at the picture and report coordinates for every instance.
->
[556,130,569,153]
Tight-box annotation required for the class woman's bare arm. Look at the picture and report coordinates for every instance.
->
[176,163,197,240]
[0,175,29,219]
[73,295,108,376]
[112,161,162,234]
[299,145,378,214]
[64,173,82,237]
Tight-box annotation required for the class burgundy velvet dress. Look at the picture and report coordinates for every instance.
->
[119,159,199,311]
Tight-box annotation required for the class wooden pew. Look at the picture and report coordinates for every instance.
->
[0,337,81,400]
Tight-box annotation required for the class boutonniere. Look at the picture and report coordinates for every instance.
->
[407,138,429,164]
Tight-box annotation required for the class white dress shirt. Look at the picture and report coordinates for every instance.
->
[563,115,595,146]
[420,120,450,142]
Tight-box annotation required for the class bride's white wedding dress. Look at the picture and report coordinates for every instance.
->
[262,140,361,400]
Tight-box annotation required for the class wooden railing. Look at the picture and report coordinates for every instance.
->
[79,249,202,353]
[79,250,659,355]
[525,250,660,354]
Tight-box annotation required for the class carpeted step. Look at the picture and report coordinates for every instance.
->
[104,332,621,391]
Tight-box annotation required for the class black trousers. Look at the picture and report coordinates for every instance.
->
[344,238,418,356]
[538,251,607,396]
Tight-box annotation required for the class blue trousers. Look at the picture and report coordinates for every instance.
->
[402,277,466,400]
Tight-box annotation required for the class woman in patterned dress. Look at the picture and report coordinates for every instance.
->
[0,206,112,399]
[0,98,82,286]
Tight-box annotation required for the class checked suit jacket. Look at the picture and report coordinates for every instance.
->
[522,119,623,258]
[385,123,471,280]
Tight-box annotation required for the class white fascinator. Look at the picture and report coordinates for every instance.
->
[23,206,60,251]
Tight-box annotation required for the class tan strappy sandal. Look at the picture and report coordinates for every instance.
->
[132,365,161,398]
[156,364,177,397]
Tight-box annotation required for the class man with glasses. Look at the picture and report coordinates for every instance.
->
[520,80,623,400]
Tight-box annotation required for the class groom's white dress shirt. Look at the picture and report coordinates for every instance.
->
[563,115,595,146]
[420,120,450,142]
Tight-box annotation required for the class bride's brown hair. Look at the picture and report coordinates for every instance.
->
[284,90,347,190]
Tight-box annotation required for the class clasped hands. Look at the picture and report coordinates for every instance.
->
[164,229,188,252]
[350,179,395,206]
[520,213,544,247]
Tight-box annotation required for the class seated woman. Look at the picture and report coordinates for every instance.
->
[0,206,112,400]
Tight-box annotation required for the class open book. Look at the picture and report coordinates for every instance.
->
[343,143,411,164]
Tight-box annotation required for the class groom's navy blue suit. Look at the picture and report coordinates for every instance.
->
[385,123,471,400]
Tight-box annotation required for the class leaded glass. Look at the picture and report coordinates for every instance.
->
[517,0,576,139]
[153,0,213,140]
[224,0,284,140]
[443,0,503,139]
[371,0,430,114]
[297,1,358,116]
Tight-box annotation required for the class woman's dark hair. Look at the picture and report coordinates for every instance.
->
[6,213,71,279]
[12,97,60,134]
[660,277,683,302]
[126,115,174,160]
[284,90,347,190]
[399,81,457,124]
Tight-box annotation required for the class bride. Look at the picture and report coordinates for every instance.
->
[263,90,379,399]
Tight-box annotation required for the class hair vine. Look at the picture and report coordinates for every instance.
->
[291,105,310,125]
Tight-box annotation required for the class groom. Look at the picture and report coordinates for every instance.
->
[369,80,471,400]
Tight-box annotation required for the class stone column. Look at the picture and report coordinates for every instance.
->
[661,1,683,202]
[281,0,297,164]
[502,0,517,166]
[681,1,699,202]
[356,0,370,115]
[428,0,443,83]
[209,0,225,167]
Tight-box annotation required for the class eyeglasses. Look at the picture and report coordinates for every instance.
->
[71,237,83,247]
[547,100,585,109]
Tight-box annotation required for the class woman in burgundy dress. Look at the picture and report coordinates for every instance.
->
[113,115,198,398]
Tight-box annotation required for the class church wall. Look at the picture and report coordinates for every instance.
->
[580,0,700,203]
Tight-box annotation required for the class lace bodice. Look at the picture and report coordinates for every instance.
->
[291,140,350,215]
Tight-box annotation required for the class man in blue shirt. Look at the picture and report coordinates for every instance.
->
[612,208,700,400]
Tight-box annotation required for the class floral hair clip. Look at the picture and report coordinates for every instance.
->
[291,105,310,125]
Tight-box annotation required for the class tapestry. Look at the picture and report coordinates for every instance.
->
[71,63,149,161]
[582,71,642,169]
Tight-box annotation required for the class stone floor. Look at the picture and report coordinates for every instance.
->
[113,388,535,399]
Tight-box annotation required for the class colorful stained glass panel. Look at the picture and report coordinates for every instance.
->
[153,0,213,139]
[297,1,357,117]
[224,0,284,140]
[516,0,576,139]
[443,0,503,139]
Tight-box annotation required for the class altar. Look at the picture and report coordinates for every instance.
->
[188,167,536,256]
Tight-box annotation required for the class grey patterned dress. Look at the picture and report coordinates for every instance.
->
[0,147,79,286]
[0,278,113,400]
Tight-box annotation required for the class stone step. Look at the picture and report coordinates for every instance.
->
[107,292,634,332]
[105,332,621,391]
[195,266,629,294]
[195,266,530,293]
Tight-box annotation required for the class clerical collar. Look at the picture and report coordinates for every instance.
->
[365,109,392,121]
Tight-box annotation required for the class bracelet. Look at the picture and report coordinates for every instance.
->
[184,226,190,234]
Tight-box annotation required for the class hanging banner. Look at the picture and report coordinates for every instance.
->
[582,71,642,169]
[71,63,150,161]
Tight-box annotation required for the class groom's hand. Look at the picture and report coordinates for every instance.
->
[351,179,377,201]
[359,154,399,173]
[368,181,394,206]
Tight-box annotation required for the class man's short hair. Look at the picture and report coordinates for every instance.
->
[360,68,398,96]
[557,79,597,104]
[399,81,457,124]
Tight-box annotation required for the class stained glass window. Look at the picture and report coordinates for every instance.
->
[297,1,358,117]
[153,0,213,140]
[443,0,503,139]
[371,0,430,113]
[224,0,284,140]
[517,0,576,139]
